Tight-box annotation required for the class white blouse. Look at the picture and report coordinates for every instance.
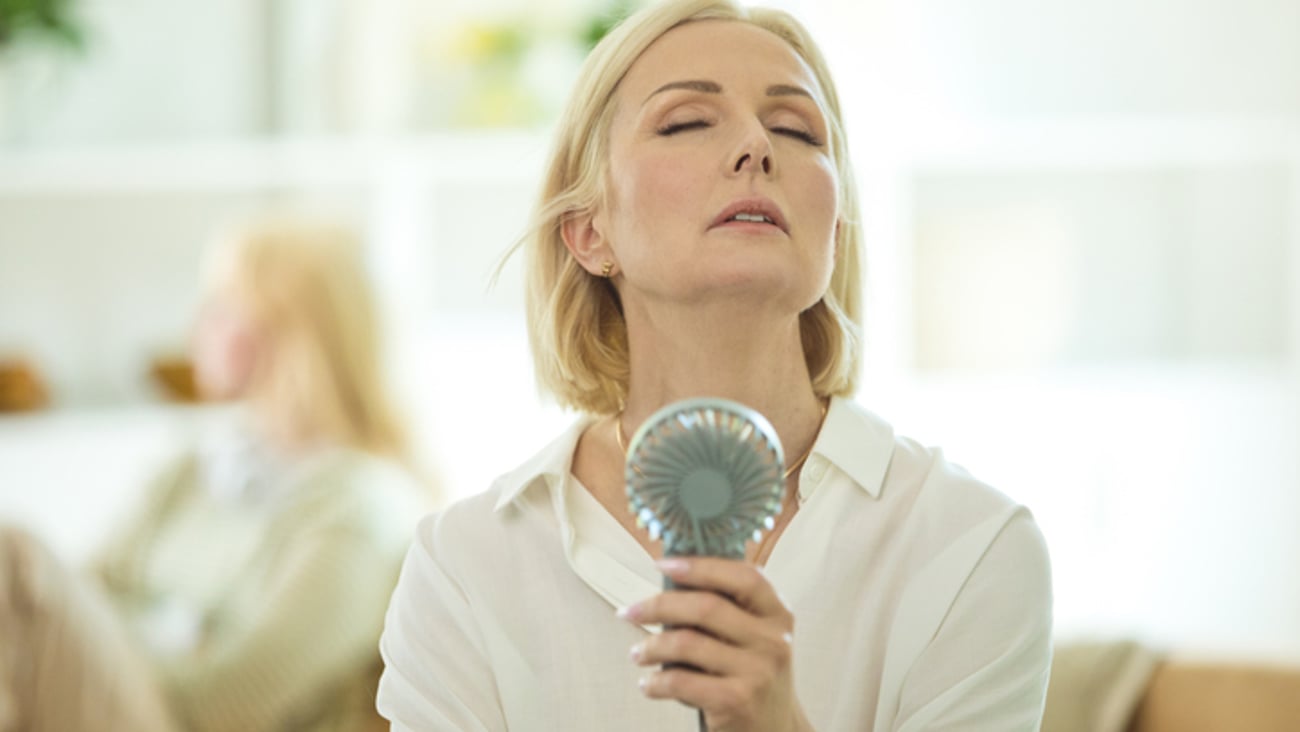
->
[378,397,1053,731]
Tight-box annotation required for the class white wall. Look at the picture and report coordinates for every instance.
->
[814,0,1300,121]
[0,0,270,146]
[809,0,1300,660]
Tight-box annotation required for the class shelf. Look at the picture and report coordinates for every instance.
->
[908,161,1296,371]
[0,131,552,194]
[861,117,1300,170]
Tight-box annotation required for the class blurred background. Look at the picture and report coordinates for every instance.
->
[1,0,1297,665]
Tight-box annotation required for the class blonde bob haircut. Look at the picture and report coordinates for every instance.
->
[203,214,409,462]
[518,0,864,415]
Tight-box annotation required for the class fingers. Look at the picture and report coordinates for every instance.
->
[639,667,747,710]
[639,667,802,732]
[630,628,748,675]
[618,558,794,644]
[630,624,793,683]
[623,588,767,646]
[617,557,796,679]
[618,559,803,728]
[658,557,791,621]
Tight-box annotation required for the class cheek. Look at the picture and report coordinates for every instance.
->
[615,151,701,229]
[805,160,840,246]
[224,329,258,377]
[194,317,259,396]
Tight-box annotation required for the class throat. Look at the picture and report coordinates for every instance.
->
[748,477,801,566]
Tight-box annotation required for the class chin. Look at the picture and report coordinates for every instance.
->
[687,269,810,311]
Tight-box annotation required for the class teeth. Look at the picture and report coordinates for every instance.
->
[731,212,772,224]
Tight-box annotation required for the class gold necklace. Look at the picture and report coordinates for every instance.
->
[613,399,828,481]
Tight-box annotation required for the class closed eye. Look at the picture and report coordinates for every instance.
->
[656,120,711,136]
[772,126,823,146]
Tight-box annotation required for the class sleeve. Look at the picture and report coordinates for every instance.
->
[377,512,508,732]
[892,511,1054,732]
[93,454,193,597]
[161,470,409,732]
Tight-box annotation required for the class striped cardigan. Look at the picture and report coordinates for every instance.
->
[96,446,427,732]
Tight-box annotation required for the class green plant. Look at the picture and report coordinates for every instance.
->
[579,0,640,51]
[0,0,83,51]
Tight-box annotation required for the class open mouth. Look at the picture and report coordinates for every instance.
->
[713,198,788,233]
[728,212,776,225]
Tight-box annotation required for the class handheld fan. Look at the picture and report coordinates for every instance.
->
[624,398,786,563]
[623,398,787,731]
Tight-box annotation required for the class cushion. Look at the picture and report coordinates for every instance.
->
[1130,661,1300,732]
[1041,639,1162,732]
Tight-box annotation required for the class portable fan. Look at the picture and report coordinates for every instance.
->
[624,398,786,562]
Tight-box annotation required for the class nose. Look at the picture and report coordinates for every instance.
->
[734,151,772,175]
[730,124,774,176]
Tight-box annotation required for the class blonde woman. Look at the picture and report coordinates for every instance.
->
[0,215,429,732]
[378,1,1053,730]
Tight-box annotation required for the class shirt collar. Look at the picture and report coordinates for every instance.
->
[809,396,894,499]
[491,396,896,511]
[492,414,595,512]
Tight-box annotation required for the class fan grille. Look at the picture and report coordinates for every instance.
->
[625,399,785,559]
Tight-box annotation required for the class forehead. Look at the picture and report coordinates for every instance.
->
[615,19,824,110]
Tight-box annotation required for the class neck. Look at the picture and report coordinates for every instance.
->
[620,300,826,465]
[245,401,322,461]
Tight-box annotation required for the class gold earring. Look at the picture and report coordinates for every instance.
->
[600,261,613,278]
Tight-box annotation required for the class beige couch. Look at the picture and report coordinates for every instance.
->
[1043,641,1300,732]
[353,642,1300,731]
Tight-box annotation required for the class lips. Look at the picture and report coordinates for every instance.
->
[710,197,788,234]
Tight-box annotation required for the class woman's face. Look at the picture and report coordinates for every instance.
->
[192,287,261,402]
[596,20,839,314]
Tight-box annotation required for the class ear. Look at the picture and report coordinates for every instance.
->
[561,209,616,277]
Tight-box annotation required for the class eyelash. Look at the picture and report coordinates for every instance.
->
[656,120,711,136]
[773,126,823,146]
[655,120,823,146]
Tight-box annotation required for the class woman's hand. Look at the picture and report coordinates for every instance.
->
[618,557,813,732]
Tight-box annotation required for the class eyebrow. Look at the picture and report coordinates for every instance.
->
[765,84,814,100]
[643,79,721,105]
[642,80,815,106]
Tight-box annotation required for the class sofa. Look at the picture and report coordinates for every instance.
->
[1042,640,1300,732]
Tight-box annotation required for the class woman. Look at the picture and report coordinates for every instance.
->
[378,1,1052,730]
[0,215,429,732]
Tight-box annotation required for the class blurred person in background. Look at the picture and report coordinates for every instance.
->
[0,214,431,732]
[377,0,1051,730]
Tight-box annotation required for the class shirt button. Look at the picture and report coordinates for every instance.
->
[805,456,826,483]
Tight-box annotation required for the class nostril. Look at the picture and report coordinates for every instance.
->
[734,153,750,173]
[761,156,771,174]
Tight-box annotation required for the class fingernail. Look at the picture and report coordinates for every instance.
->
[616,604,641,621]
[656,558,688,575]
[638,675,649,692]
[629,643,643,661]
